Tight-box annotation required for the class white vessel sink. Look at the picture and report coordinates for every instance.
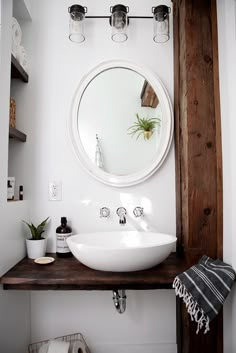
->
[67,231,176,272]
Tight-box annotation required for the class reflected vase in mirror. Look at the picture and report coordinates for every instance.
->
[94,134,104,169]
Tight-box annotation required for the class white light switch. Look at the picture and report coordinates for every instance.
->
[48,181,62,201]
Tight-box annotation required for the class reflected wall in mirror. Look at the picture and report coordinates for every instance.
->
[69,61,173,187]
[79,69,161,175]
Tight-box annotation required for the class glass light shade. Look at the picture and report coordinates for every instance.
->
[110,4,129,43]
[68,5,87,43]
[152,5,170,43]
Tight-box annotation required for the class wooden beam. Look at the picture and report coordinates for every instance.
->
[211,0,223,260]
[140,81,159,108]
[173,0,223,352]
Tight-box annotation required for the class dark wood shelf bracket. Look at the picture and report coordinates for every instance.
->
[9,126,27,142]
[11,54,29,83]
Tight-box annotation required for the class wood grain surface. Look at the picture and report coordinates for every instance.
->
[0,253,188,291]
[173,0,223,352]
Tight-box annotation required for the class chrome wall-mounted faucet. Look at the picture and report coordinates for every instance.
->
[116,207,127,225]
[133,206,144,217]
[100,207,110,218]
[100,206,143,223]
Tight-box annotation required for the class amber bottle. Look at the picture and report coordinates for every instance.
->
[56,217,72,258]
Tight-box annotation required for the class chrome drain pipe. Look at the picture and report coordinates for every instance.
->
[112,289,127,314]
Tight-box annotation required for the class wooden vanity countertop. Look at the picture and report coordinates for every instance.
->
[0,253,189,290]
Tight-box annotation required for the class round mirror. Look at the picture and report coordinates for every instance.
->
[69,60,173,187]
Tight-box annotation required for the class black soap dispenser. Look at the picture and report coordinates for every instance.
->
[56,217,72,257]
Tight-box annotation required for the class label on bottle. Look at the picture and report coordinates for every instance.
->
[56,232,72,253]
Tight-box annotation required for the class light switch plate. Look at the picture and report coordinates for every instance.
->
[48,181,62,201]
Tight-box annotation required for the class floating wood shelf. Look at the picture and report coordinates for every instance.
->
[9,126,27,142]
[0,253,188,291]
[11,54,29,83]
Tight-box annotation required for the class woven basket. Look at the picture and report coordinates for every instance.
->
[9,98,16,128]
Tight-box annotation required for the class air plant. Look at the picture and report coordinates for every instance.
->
[127,113,161,140]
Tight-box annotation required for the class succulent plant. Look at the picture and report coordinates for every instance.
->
[23,217,49,240]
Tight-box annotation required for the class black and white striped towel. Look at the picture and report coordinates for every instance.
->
[173,255,236,334]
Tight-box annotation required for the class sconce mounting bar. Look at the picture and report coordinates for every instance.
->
[85,16,153,19]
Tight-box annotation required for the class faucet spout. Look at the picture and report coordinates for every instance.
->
[119,215,126,225]
[116,207,127,226]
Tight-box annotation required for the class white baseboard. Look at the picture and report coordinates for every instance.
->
[89,343,177,353]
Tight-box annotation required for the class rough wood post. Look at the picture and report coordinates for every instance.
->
[173,0,223,352]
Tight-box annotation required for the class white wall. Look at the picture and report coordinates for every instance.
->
[0,1,30,352]
[0,288,30,353]
[15,0,176,351]
[217,1,236,352]
[31,290,176,353]
[11,0,175,245]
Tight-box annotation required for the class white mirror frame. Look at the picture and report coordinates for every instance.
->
[69,60,174,187]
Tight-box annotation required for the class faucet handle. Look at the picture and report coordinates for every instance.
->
[100,207,110,218]
[116,207,127,217]
[133,207,144,218]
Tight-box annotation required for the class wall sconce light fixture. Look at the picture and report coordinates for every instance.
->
[110,4,129,43]
[68,4,87,43]
[68,4,171,44]
[152,5,170,43]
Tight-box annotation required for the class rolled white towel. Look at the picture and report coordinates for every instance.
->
[47,340,70,353]
[16,45,28,73]
[12,17,22,47]
[16,45,25,62]
[69,340,87,353]
[11,41,18,58]
[38,343,49,353]
[12,17,22,57]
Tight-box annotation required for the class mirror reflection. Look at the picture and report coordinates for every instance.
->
[78,68,163,175]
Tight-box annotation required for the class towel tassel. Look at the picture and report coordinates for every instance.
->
[173,277,210,334]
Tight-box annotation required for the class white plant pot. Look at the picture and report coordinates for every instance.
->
[26,238,47,259]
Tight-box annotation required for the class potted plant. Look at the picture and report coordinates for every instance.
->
[23,217,49,259]
[127,113,161,140]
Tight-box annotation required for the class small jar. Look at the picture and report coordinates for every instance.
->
[19,185,23,200]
